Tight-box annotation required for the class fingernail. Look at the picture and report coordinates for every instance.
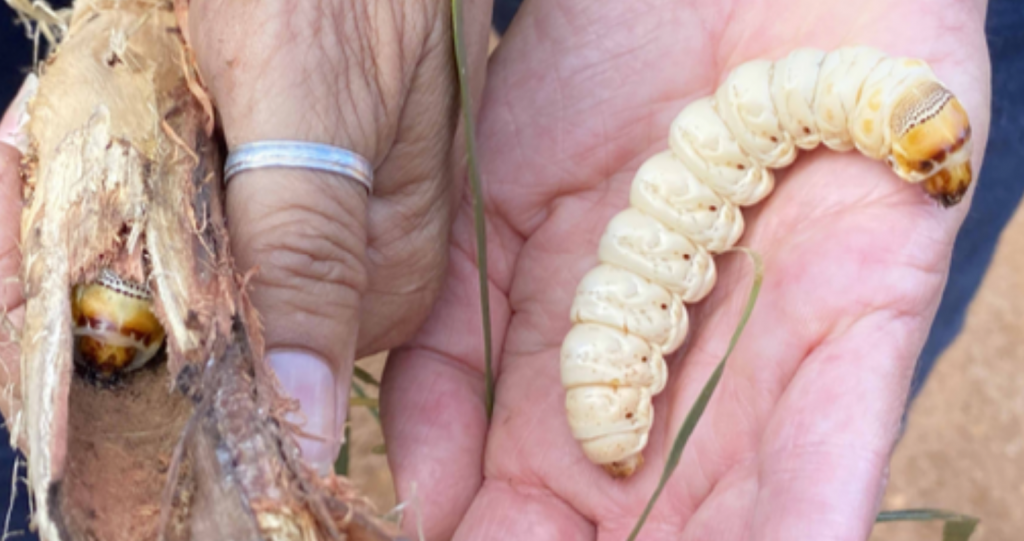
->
[0,74,38,152]
[268,349,345,476]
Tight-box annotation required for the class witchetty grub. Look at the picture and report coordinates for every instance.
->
[561,46,973,477]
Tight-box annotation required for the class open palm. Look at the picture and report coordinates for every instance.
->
[380,0,991,539]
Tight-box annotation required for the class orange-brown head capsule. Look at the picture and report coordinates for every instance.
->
[71,270,165,375]
[888,81,973,207]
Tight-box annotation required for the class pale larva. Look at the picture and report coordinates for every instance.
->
[562,46,973,477]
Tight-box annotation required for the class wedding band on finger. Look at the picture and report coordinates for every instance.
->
[224,140,374,194]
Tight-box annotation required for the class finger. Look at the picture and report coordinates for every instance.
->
[188,0,391,474]
[188,0,469,475]
[748,310,918,541]
[226,167,368,474]
[380,348,486,540]
[377,0,504,535]
[380,221,511,540]
[0,78,35,426]
[452,480,594,541]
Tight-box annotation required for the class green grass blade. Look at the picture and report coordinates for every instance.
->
[451,0,495,419]
[349,396,379,410]
[627,248,764,541]
[876,509,980,541]
[943,518,980,541]
[353,365,381,388]
[334,422,351,476]
[335,381,380,475]
[352,381,381,423]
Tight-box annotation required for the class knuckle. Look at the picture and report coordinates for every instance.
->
[244,205,369,314]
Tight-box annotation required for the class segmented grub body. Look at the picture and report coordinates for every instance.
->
[561,47,973,477]
[71,269,166,375]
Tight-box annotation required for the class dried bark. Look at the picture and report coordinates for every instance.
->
[13,1,401,539]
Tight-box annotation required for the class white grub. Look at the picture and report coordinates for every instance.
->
[563,47,974,476]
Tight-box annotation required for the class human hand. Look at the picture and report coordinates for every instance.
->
[0,80,32,430]
[380,0,991,538]
[178,0,493,472]
[0,0,492,474]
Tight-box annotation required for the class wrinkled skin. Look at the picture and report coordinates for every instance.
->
[186,0,476,358]
[380,0,991,539]
[0,0,492,471]
[183,0,492,469]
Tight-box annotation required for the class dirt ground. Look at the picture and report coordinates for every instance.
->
[870,204,1024,540]
[347,200,1024,539]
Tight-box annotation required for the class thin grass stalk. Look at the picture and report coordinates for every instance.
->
[352,382,381,422]
[353,365,381,388]
[334,384,378,475]
[876,509,980,541]
[627,248,764,541]
[334,423,352,477]
[451,0,495,419]
[349,396,380,411]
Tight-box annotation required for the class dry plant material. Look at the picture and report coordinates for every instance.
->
[561,47,974,477]
[10,0,400,539]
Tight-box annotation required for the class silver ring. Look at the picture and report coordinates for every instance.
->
[224,140,374,194]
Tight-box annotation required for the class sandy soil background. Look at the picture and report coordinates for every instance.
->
[344,202,1024,539]
[870,202,1024,540]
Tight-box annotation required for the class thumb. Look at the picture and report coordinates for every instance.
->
[188,0,395,476]
[188,0,434,475]
[226,166,368,475]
